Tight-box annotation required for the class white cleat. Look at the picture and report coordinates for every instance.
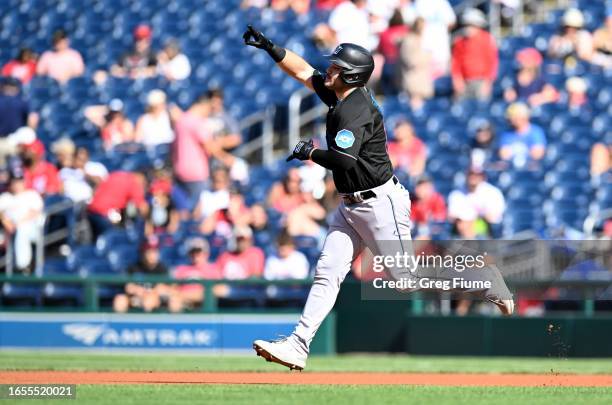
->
[253,337,307,371]
[491,298,515,316]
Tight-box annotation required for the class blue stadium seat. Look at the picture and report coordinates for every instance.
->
[107,245,139,273]
[96,229,133,255]
[1,282,43,306]
[67,245,98,272]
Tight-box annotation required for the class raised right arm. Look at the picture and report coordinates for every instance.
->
[243,25,315,91]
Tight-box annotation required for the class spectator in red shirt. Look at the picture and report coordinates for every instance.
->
[410,175,447,228]
[379,10,409,66]
[451,8,498,101]
[216,225,265,280]
[2,48,37,84]
[87,171,148,240]
[387,119,427,179]
[169,237,222,313]
[20,139,62,196]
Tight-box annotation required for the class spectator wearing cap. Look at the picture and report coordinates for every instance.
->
[264,230,310,281]
[504,48,558,107]
[20,139,62,196]
[397,17,434,110]
[448,168,506,236]
[216,225,265,280]
[499,102,546,168]
[135,90,176,147]
[113,236,171,313]
[36,29,84,84]
[564,76,589,111]
[87,171,148,240]
[111,24,157,79]
[0,78,38,137]
[170,237,221,313]
[451,8,498,101]
[0,169,44,272]
[410,175,447,228]
[387,119,427,179]
[592,10,612,68]
[548,8,593,65]
[145,168,180,236]
[469,120,497,170]
[84,99,135,150]
[2,48,37,84]
[157,40,191,81]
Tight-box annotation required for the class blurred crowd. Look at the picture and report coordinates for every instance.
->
[0,0,610,313]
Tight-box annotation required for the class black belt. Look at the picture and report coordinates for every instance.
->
[341,176,398,204]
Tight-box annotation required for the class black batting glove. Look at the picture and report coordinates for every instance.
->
[243,25,274,50]
[243,25,286,62]
[287,139,315,162]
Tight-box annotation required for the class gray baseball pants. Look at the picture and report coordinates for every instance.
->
[292,176,512,352]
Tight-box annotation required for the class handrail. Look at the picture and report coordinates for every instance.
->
[235,106,276,166]
[288,87,327,149]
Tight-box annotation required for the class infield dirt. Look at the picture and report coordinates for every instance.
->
[2,371,611,386]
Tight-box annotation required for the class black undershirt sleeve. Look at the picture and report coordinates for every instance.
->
[311,148,357,171]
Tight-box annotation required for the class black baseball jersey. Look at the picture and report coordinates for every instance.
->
[312,71,393,194]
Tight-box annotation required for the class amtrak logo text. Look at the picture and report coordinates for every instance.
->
[62,323,216,347]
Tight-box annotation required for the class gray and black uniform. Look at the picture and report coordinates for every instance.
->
[310,71,393,193]
[291,75,513,353]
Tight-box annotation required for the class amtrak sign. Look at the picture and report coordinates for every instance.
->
[0,313,298,352]
[62,323,216,347]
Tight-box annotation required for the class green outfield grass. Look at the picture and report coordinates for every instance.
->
[20,385,612,405]
[1,351,611,374]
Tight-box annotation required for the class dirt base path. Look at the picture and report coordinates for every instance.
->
[2,371,611,386]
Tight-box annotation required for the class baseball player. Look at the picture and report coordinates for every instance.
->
[243,25,514,371]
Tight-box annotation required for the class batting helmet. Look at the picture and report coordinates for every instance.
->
[325,43,374,87]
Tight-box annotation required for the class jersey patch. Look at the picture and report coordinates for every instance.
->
[335,129,355,149]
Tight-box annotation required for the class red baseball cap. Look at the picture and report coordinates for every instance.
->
[516,47,542,68]
[134,24,152,40]
[24,139,45,158]
[149,178,172,195]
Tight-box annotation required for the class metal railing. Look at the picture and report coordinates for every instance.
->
[234,107,276,166]
[288,87,327,148]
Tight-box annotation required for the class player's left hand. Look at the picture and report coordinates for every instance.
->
[287,139,315,161]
